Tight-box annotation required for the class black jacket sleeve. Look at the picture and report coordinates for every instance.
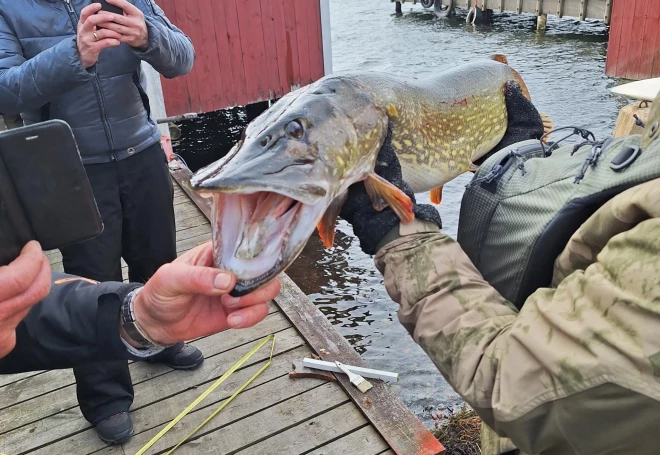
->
[0,272,144,373]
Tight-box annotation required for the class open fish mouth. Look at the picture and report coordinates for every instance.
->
[210,190,326,297]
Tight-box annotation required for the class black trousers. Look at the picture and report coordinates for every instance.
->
[60,142,179,424]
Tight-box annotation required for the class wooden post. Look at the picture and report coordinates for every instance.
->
[396,1,403,14]
[537,13,547,30]
[320,0,333,75]
[557,0,564,18]
[536,0,546,31]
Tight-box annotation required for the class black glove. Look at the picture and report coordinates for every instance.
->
[474,80,546,166]
[339,124,443,255]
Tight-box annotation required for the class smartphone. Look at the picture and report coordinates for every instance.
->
[92,0,124,15]
[0,120,103,266]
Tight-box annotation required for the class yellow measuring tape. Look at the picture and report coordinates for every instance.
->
[135,333,276,455]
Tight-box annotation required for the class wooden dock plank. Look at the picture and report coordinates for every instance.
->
[40,347,317,455]
[0,311,286,414]
[150,384,351,455]
[306,425,391,455]
[233,402,368,455]
[0,370,42,388]
[111,354,329,455]
[2,325,299,454]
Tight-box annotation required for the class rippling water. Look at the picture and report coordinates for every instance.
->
[176,0,633,428]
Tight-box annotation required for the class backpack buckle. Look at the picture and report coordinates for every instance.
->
[610,145,641,172]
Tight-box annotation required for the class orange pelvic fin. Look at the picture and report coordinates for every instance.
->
[316,192,348,248]
[430,186,443,205]
[365,173,414,224]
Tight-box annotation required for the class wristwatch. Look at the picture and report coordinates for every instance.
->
[120,286,168,349]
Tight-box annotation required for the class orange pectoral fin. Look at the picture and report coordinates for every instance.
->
[364,173,414,224]
[316,192,348,248]
[430,186,443,205]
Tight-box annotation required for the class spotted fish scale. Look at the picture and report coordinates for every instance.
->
[341,59,516,194]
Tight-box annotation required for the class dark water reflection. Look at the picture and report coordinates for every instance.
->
[174,0,634,428]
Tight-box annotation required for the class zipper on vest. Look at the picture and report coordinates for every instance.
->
[62,0,117,159]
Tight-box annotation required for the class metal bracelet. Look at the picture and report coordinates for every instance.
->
[121,287,171,349]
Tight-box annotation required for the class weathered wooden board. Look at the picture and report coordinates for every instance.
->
[153,0,326,115]
[306,425,390,455]
[606,0,660,79]
[2,325,301,454]
[233,402,368,455]
[40,347,315,455]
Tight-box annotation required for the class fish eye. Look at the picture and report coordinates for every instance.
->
[285,120,304,139]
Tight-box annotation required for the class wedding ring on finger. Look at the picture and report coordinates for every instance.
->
[93,31,99,41]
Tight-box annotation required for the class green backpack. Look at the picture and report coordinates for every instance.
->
[456,127,660,309]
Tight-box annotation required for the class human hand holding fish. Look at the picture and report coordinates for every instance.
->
[124,241,280,348]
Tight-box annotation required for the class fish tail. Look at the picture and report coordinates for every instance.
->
[490,53,509,65]
[490,54,532,101]
[510,68,532,101]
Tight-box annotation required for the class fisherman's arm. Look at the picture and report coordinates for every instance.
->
[373,194,660,454]
[0,242,280,374]
[0,273,153,373]
[111,0,195,78]
[0,14,98,112]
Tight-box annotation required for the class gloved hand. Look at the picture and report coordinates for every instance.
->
[339,125,443,255]
[475,80,546,166]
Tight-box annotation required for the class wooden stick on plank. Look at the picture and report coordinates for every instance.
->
[276,275,445,455]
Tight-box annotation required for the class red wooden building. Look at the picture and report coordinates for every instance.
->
[606,0,660,80]
[153,0,332,116]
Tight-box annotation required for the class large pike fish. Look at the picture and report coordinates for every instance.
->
[190,55,550,296]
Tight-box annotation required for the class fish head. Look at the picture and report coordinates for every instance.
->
[189,76,388,296]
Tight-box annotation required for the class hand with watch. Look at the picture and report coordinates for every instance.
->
[118,242,280,355]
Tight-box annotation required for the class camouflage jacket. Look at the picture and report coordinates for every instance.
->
[375,171,660,453]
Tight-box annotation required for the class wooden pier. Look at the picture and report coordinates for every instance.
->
[394,0,660,81]
[0,163,445,455]
[394,0,613,23]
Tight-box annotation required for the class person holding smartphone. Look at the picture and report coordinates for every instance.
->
[0,0,198,444]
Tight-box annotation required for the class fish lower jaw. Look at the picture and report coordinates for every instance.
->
[210,191,325,296]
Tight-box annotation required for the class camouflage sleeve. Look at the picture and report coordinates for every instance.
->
[374,183,660,455]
